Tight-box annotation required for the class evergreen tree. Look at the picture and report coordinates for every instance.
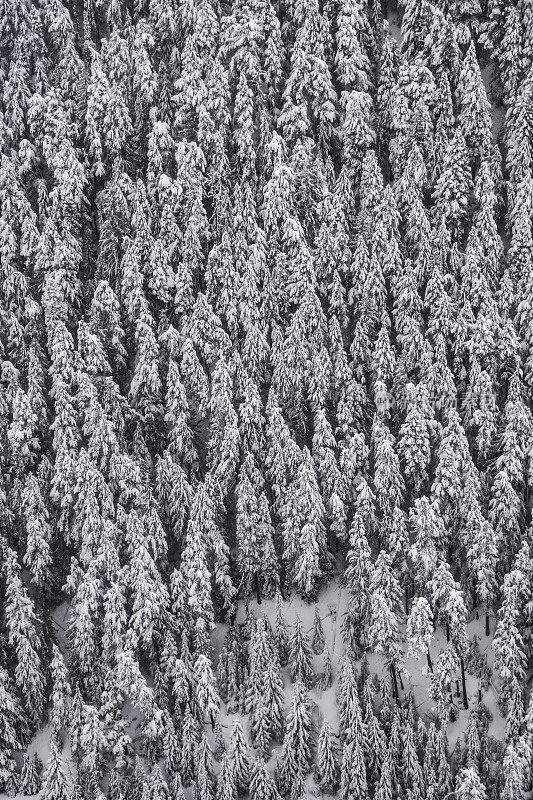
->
[406,597,435,672]
[40,739,72,800]
[432,130,473,240]
[375,753,393,800]
[0,668,22,794]
[249,759,280,800]
[22,474,53,589]
[49,645,71,737]
[368,553,403,699]
[398,382,433,495]
[339,733,366,800]
[277,683,313,793]
[4,556,45,722]
[216,754,236,800]
[312,607,326,655]
[19,752,42,795]
[342,513,372,648]
[195,654,220,727]
[457,43,492,167]
[230,721,252,793]
[455,767,488,800]
[283,449,327,597]
[315,721,338,793]
[289,616,315,688]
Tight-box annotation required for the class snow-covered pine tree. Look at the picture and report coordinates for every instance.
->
[289,616,315,688]
[315,720,338,793]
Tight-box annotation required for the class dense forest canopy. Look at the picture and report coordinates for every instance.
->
[1,0,533,797]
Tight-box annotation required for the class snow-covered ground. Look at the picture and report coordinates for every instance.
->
[212,576,505,788]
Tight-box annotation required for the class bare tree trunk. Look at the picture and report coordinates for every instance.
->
[460,657,469,710]
[426,649,434,673]
[254,573,262,605]
[391,663,399,701]
[485,613,490,636]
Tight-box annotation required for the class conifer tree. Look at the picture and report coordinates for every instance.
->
[375,753,393,800]
[343,513,372,648]
[277,683,313,793]
[457,43,492,167]
[49,645,72,738]
[0,668,22,794]
[335,0,372,91]
[262,656,285,742]
[337,656,364,739]
[339,733,366,800]
[216,754,236,800]
[230,721,252,793]
[4,556,45,722]
[364,701,386,785]
[312,607,326,655]
[180,707,199,786]
[283,449,327,597]
[289,616,315,688]
[402,721,424,798]
[249,759,280,800]
[315,721,338,793]
[40,739,72,800]
[455,767,488,800]
[195,654,220,727]
[398,382,433,495]
[432,130,473,240]
[19,752,41,796]
[22,474,53,590]
[368,552,403,699]
[406,597,434,673]
[213,720,226,762]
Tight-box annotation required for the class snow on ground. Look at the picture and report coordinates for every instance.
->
[1,574,505,800]
[232,574,505,763]
[387,9,403,45]
[0,727,73,800]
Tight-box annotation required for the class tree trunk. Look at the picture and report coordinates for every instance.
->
[485,613,490,636]
[254,573,262,605]
[405,582,409,615]
[446,621,450,642]
[390,663,399,701]
[460,657,469,710]
[426,649,434,673]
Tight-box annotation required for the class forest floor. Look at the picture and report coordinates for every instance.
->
[1,577,506,800]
